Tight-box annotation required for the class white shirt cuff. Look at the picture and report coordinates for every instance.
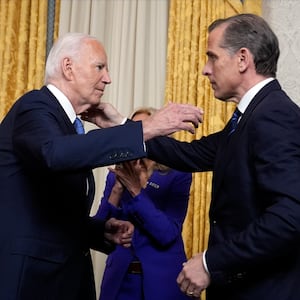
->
[203,250,210,274]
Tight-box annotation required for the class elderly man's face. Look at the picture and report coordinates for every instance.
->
[70,40,111,111]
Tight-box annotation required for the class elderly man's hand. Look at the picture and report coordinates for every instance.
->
[142,102,204,141]
[104,218,134,248]
[81,102,125,128]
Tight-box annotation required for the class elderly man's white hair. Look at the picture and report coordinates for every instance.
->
[44,32,99,84]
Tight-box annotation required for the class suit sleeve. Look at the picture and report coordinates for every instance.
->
[146,135,219,172]
[12,91,146,171]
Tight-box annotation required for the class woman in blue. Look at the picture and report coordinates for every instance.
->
[95,107,192,300]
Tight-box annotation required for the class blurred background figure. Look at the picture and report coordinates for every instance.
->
[95,107,192,300]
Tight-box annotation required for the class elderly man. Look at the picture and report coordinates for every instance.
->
[0,32,202,300]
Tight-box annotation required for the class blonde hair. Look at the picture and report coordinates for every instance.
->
[130,107,157,120]
[131,107,170,174]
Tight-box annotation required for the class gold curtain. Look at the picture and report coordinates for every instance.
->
[0,0,60,121]
[166,0,261,298]
[53,1,60,43]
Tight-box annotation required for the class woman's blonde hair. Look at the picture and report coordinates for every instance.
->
[131,107,170,174]
[130,107,157,120]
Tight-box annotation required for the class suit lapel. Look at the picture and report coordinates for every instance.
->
[41,86,76,134]
[212,80,282,199]
[41,86,95,213]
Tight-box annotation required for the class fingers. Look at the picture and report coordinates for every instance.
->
[166,102,204,118]
[177,254,210,298]
[105,232,132,247]
[116,231,132,247]
[178,104,204,128]
[96,102,106,111]
[80,102,125,128]
[115,163,123,170]
[118,222,134,247]
[143,103,204,140]
[180,123,196,134]
[123,221,134,235]
[186,289,202,298]
[80,112,94,123]
[105,219,134,247]
[119,234,133,247]
[177,273,202,298]
[105,217,124,232]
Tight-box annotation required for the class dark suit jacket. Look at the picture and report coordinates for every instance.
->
[146,80,300,300]
[0,86,146,300]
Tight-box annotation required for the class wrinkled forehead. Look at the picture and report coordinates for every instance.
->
[80,39,108,64]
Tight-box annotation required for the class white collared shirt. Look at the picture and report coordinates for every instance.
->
[47,84,127,126]
[47,84,77,123]
[237,77,275,114]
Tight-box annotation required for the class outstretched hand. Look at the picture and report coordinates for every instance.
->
[81,102,125,128]
[142,102,204,141]
[81,102,204,140]
[104,217,134,248]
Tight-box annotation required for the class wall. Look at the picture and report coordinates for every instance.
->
[263,0,300,106]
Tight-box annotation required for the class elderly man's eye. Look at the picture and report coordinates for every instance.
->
[97,64,105,70]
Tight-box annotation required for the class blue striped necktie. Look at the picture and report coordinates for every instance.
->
[228,108,242,136]
[74,117,85,134]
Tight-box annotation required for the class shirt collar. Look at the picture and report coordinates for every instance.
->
[237,78,275,114]
[47,84,77,123]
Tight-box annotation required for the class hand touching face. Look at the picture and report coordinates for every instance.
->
[110,159,154,197]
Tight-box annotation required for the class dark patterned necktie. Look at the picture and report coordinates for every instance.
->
[228,108,242,136]
[74,117,85,134]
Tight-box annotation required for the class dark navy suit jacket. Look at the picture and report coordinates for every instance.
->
[96,169,192,300]
[0,86,146,300]
[146,80,300,300]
